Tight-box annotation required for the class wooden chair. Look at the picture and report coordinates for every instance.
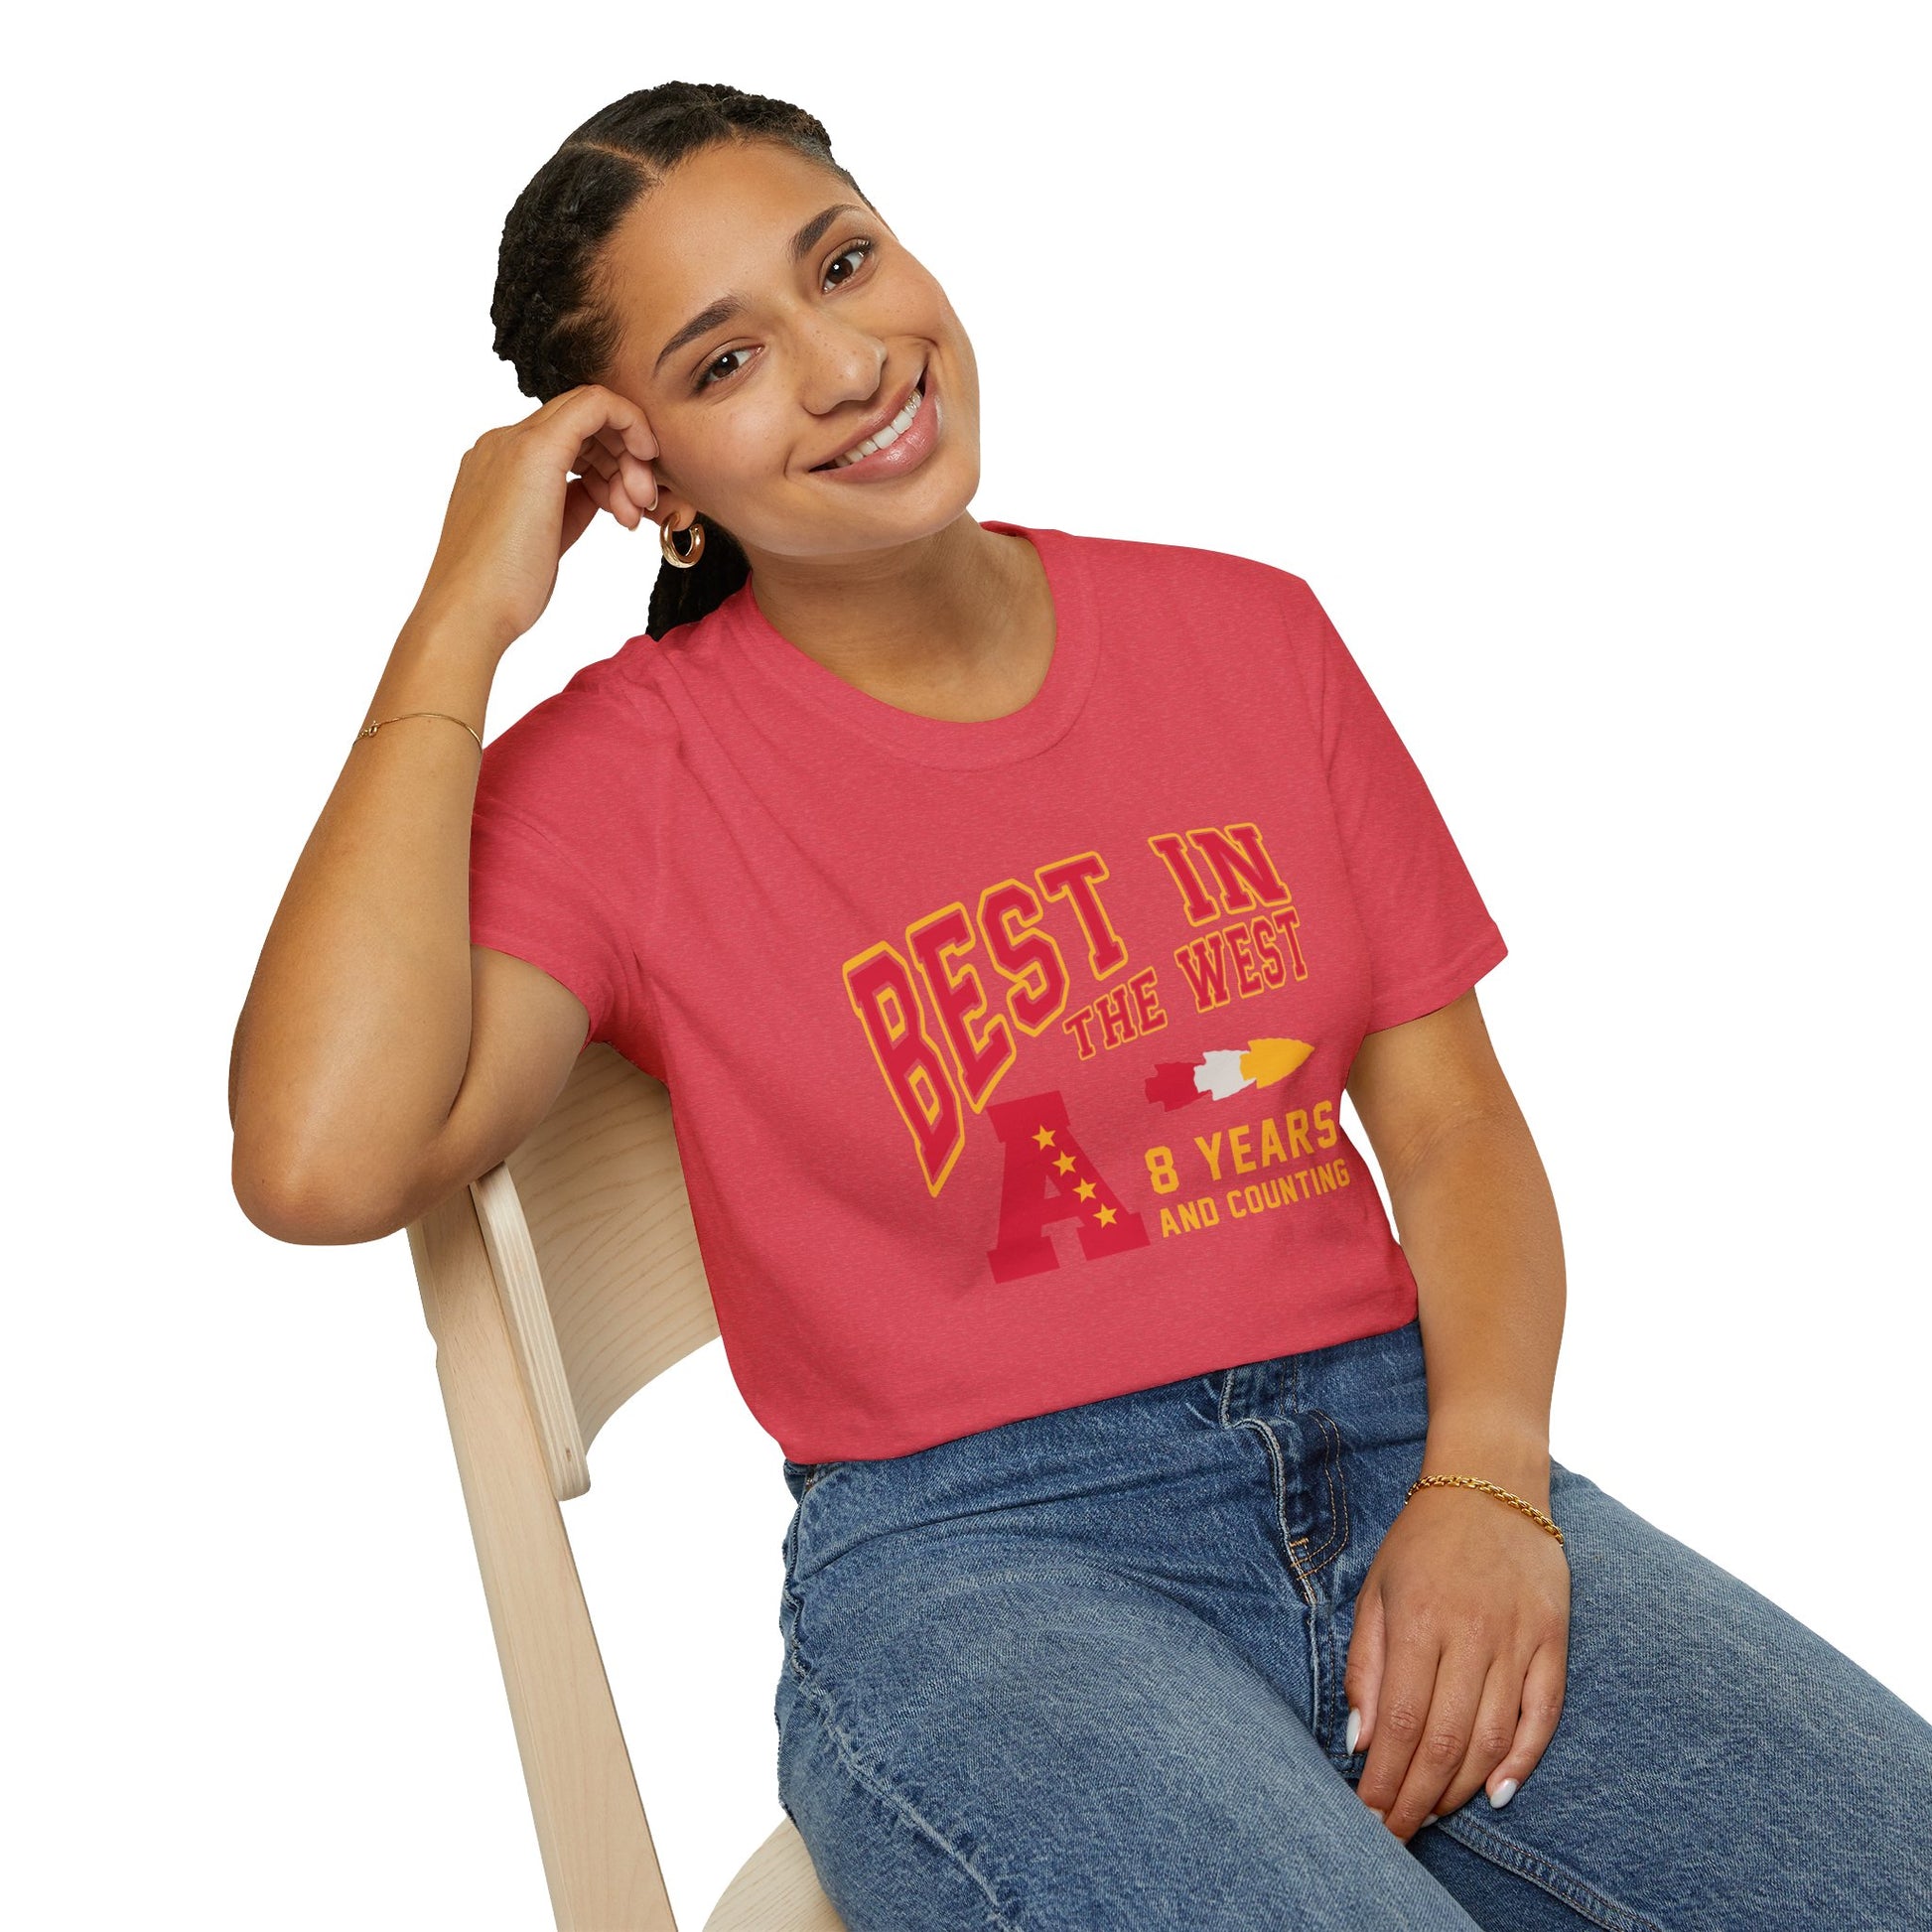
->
[404,1041,847,1931]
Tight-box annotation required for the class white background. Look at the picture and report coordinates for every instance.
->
[7,4,1927,1925]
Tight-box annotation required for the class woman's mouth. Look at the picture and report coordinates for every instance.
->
[809,367,939,482]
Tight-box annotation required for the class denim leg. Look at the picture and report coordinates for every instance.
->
[1300,1320,1932,1926]
[776,1542,1483,1930]
[770,1317,1932,1928]
[1398,1462,1932,1931]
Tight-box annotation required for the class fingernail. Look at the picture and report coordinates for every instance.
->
[1424,1813,1441,1825]
[1367,1807,1386,1823]
[1344,1707,1361,1754]
[1487,1777,1519,1809]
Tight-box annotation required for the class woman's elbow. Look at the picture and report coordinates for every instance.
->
[230,1140,416,1247]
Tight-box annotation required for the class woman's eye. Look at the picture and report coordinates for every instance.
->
[694,242,875,389]
[698,345,754,389]
[824,238,875,291]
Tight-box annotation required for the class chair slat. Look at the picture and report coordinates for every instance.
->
[472,1161,589,1501]
[703,1817,847,1930]
[503,1047,720,1453]
[408,1186,677,1930]
[411,1041,847,1927]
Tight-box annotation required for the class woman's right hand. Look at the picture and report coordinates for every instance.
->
[411,383,661,658]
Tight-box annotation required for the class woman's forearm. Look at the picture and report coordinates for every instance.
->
[1382,1111,1567,1512]
[229,608,499,1237]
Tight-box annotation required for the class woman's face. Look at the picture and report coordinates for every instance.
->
[595,139,981,565]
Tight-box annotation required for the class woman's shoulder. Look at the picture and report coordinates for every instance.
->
[1052,525,1318,607]
[1042,528,1335,662]
[490,630,681,745]
[478,633,685,810]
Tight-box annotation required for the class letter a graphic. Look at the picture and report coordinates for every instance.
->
[984,1090,1151,1283]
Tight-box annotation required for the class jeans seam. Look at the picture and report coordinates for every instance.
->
[1234,1417,1297,1553]
[1434,1812,1670,1932]
[1238,1415,1339,1760]
[1296,1415,1347,1752]
[1292,1407,1350,1578]
[1237,1417,1337,1587]
[780,1498,812,1683]
[789,1662,1026,1930]
[780,1577,807,1682]
[1286,1411,1348,1756]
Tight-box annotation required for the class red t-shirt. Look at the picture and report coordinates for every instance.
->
[468,522,1507,1461]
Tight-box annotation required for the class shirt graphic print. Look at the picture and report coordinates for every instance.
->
[467,523,1508,1461]
[847,815,1351,1277]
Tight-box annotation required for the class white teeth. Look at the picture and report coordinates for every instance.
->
[832,378,923,467]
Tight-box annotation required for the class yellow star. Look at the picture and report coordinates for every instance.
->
[1033,1125,1057,1150]
[1095,1204,1117,1227]
[1075,1178,1097,1201]
[1055,1152,1077,1174]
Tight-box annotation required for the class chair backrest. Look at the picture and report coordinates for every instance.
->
[403,1044,713,1929]
[406,1043,842,1931]
[462,1040,719,1501]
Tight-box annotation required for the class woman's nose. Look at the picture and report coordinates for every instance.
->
[793,322,889,417]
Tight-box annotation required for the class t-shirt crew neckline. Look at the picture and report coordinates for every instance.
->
[716,520,1099,771]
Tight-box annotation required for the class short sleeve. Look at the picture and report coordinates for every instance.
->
[1285,576,1509,1033]
[468,698,636,1050]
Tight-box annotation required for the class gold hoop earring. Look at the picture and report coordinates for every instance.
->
[659,516,705,569]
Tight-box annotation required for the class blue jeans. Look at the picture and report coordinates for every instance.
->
[773,1315,1932,1928]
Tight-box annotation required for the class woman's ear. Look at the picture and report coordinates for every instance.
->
[648,486,699,537]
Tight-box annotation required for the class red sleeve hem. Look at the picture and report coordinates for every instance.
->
[1362,925,1509,1035]
[469,922,600,1050]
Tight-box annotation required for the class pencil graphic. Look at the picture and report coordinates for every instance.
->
[1144,1037,1315,1111]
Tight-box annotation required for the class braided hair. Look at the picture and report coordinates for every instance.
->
[490,82,870,639]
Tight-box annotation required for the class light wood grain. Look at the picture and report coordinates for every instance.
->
[407,1043,846,1930]
[502,1044,722,1467]
[703,1818,848,1932]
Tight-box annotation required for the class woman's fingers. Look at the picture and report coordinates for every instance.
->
[559,474,603,556]
[572,436,657,528]
[1483,1633,1568,1809]
[546,380,658,465]
[1432,1651,1526,1821]
[604,388,658,464]
[1353,1611,1445,1831]
[414,382,664,652]
[566,465,649,546]
[579,428,659,515]
[1340,1498,1573,1841]
[543,386,658,527]
[574,438,618,482]
[616,450,658,517]
[1342,1577,1387,1766]
[1379,1638,1491,1840]
[574,448,649,530]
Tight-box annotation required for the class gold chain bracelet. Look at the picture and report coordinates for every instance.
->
[355,711,483,754]
[1406,1473,1565,1547]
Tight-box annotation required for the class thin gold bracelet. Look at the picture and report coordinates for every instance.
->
[355,711,483,754]
[1406,1473,1565,1547]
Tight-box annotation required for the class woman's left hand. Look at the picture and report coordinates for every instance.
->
[1343,1482,1572,1840]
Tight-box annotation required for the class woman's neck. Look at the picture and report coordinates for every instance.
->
[743,516,1055,722]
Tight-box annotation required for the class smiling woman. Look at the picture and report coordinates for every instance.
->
[489,84,989,651]
[231,74,1932,1932]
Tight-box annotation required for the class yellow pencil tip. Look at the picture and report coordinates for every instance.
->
[1239,1037,1315,1087]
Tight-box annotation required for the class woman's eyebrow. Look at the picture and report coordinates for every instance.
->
[652,203,870,376]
